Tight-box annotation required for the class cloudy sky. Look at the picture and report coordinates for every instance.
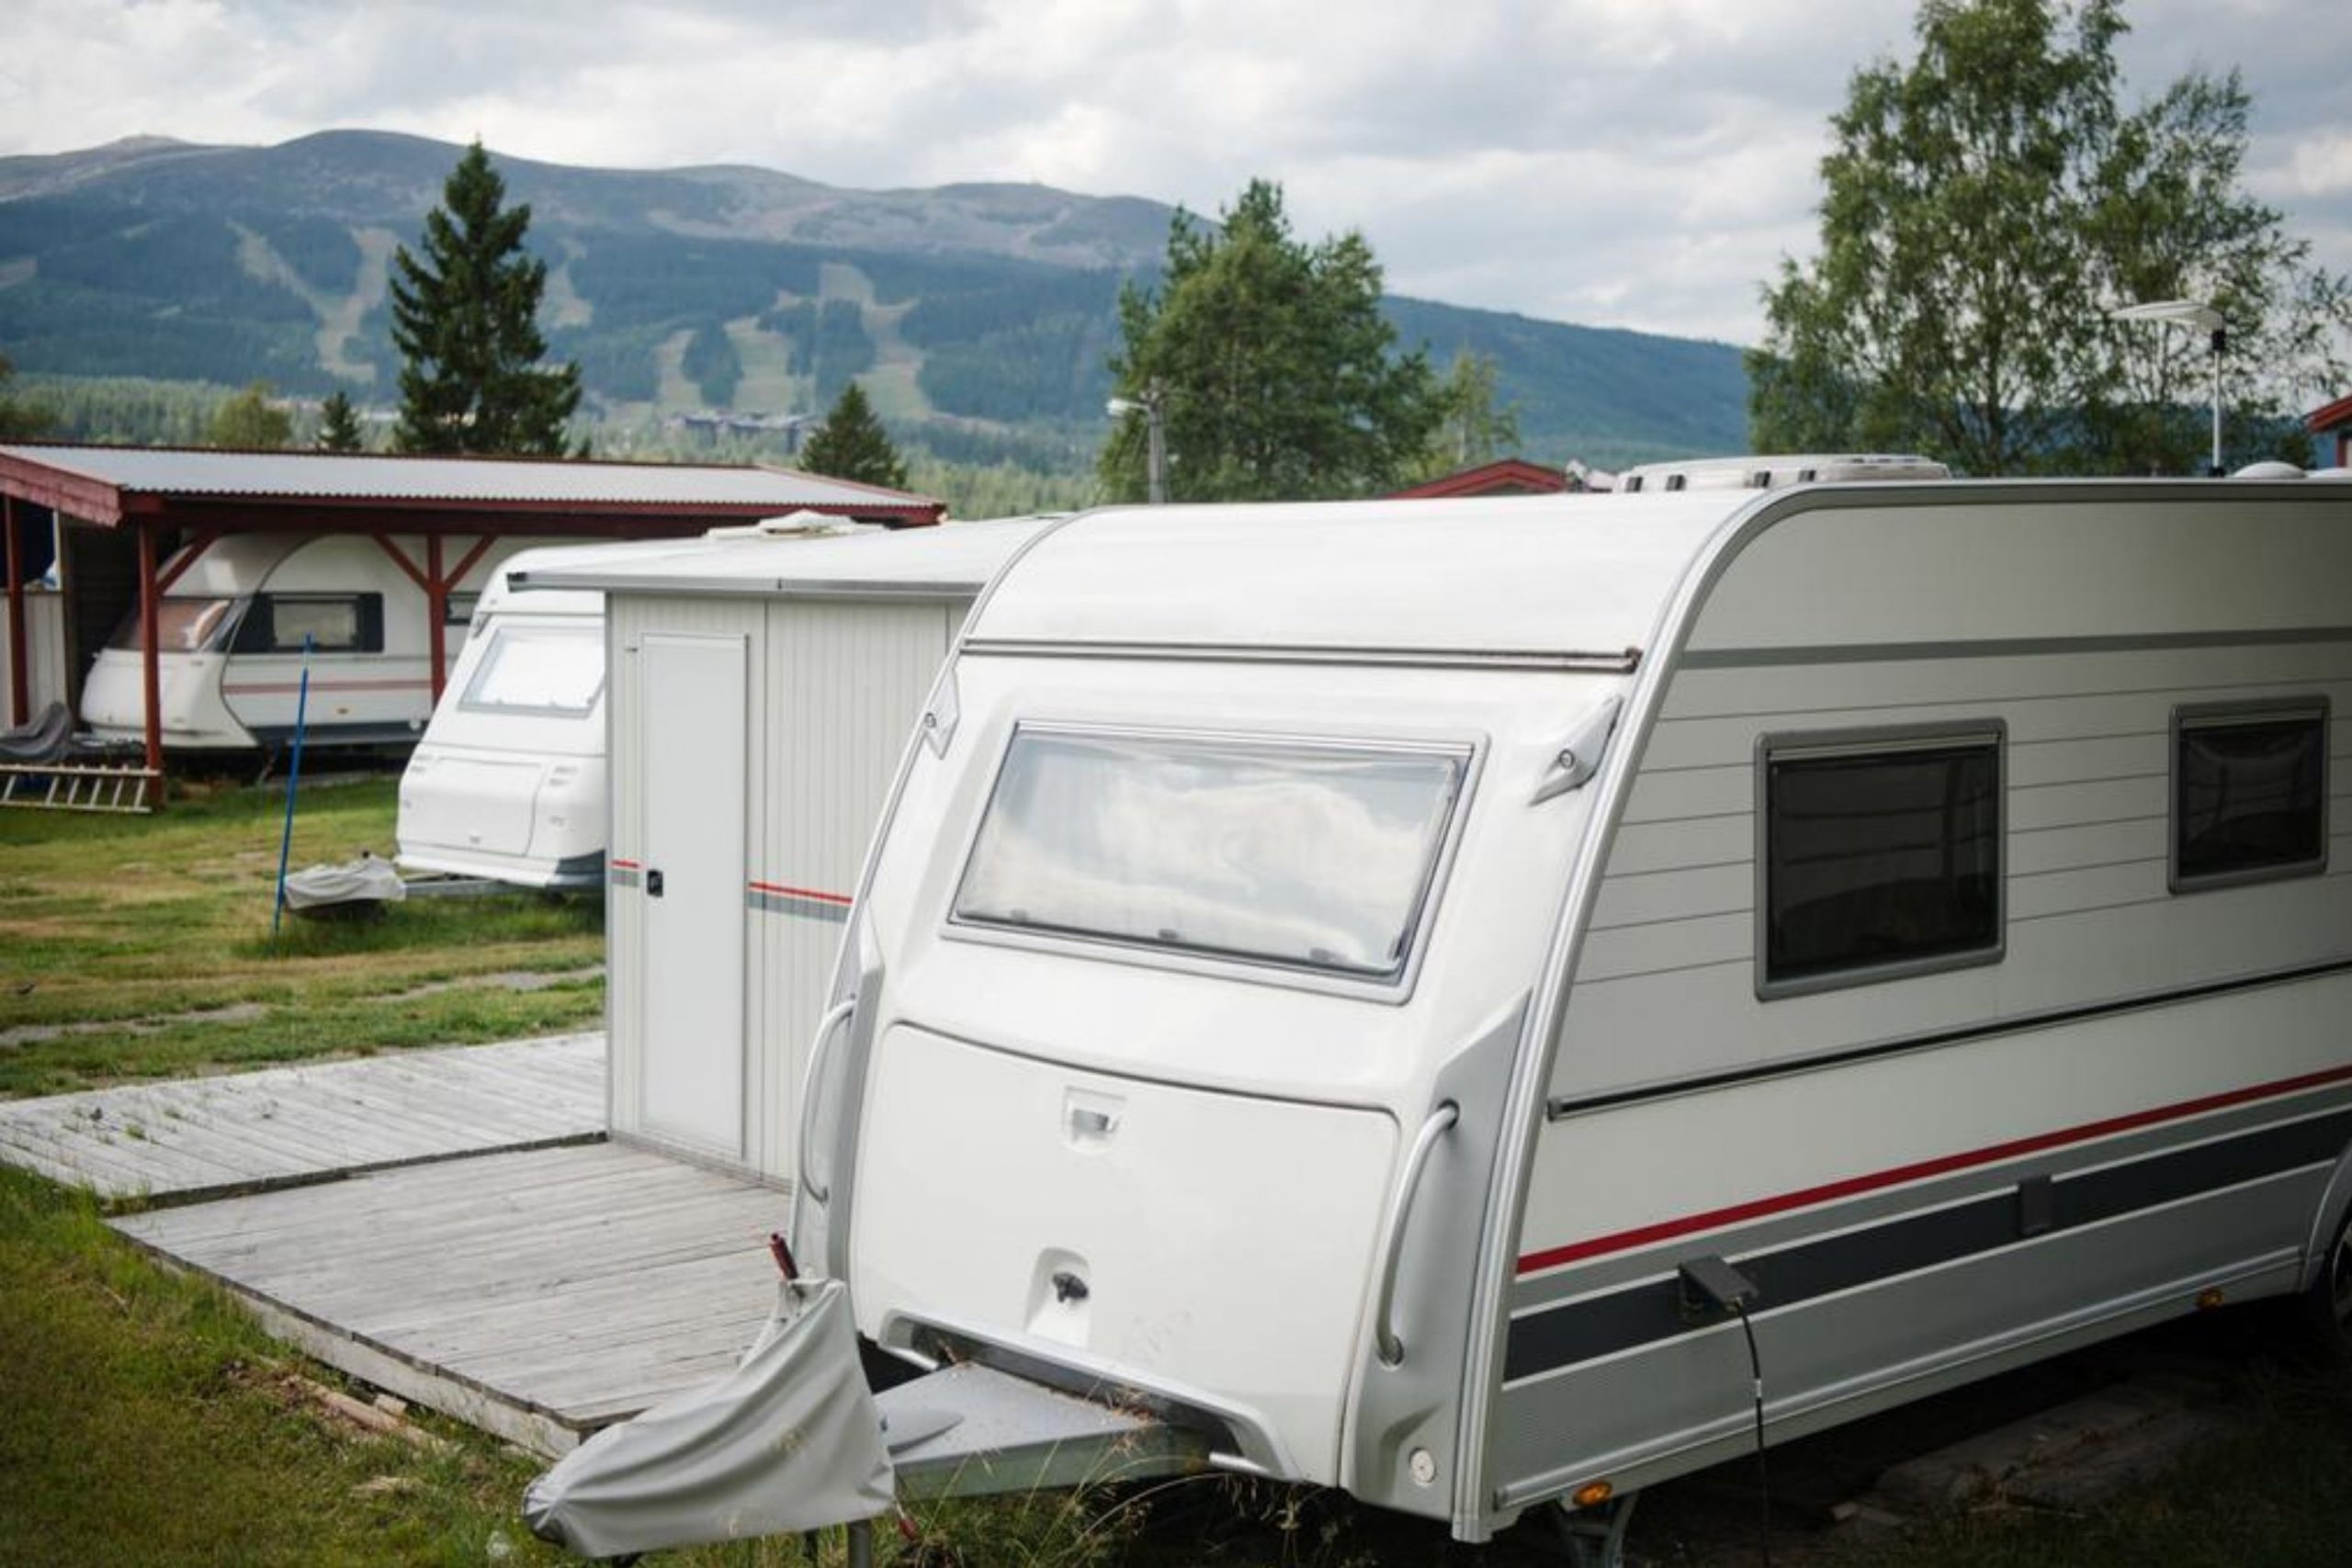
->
[3,0,2346,346]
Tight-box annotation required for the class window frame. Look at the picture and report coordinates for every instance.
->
[232,592,385,655]
[2167,696,2331,895]
[456,624,607,718]
[1753,720,2008,1001]
[941,719,1483,1004]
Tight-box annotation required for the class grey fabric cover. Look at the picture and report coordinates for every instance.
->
[523,1278,895,1557]
[0,701,71,763]
[282,853,407,909]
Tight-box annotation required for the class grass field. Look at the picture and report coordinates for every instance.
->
[0,777,603,1098]
[6,783,2352,1564]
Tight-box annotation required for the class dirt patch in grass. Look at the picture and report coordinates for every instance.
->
[2,1001,270,1048]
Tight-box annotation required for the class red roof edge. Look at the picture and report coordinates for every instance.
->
[1386,457,1570,500]
[2307,393,2352,434]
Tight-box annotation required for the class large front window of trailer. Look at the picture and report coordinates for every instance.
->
[459,626,605,716]
[952,728,1469,981]
[107,598,240,653]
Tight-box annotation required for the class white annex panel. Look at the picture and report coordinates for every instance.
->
[639,631,750,1158]
[748,598,957,1181]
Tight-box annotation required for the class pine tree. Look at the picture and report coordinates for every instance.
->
[798,382,910,491]
[316,389,365,453]
[390,141,582,456]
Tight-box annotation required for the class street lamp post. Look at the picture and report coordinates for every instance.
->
[1106,382,1168,504]
[2110,299,2227,476]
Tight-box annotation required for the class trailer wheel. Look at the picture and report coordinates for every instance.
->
[2300,1205,2352,1359]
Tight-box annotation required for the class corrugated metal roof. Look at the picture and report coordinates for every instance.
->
[0,444,934,510]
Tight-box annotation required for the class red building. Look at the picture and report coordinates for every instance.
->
[1386,457,1573,500]
[2310,393,2352,468]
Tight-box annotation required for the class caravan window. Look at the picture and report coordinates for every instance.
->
[1759,726,2004,996]
[952,728,1470,984]
[232,593,384,654]
[107,598,238,653]
[2171,702,2329,890]
[459,626,604,716]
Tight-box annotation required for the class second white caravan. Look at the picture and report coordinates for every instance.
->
[396,539,683,889]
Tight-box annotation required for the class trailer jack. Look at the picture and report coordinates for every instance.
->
[1553,1491,1639,1568]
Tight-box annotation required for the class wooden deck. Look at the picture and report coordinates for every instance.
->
[112,1141,785,1455]
[0,1033,605,1204]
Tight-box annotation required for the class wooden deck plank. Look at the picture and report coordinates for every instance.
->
[3,1033,606,1203]
[111,1141,779,1455]
[111,1147,732,1254]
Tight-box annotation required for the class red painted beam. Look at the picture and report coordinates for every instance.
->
[425,534,447,704]
[446,535,498,590]
[154,530,220,593]
[137,524,164,802]
[4,494,27,728]
[370,534,431,592]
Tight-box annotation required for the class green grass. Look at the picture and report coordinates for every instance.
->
[0,778,604,1096]
[0,1162,561,1567]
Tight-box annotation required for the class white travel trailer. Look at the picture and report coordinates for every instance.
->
[80,532,560,750]
[710,475,2350,1559]
[396,537,721,890]
[518,519,1054,1186]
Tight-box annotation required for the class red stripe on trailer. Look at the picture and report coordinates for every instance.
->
[1514,1059,2352,1277]
[746,881,853,906]
[221,679,433,695]
[610,858,640,870]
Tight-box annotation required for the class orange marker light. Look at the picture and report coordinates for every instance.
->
[1571,1481,1614,1510]
[2197,1287,2227,1310]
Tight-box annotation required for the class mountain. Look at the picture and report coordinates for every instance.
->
[0,130,1747,467]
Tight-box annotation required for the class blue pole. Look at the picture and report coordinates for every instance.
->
[269,634,316,953]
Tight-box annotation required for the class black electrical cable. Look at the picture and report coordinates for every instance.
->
[1732,1300,1772,1568]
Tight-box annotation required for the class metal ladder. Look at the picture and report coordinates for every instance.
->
[0,761,161,813]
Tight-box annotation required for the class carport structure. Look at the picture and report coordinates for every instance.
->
[0,445,941,802]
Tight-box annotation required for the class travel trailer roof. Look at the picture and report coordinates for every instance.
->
[967,493,1749,660]
[474,536,763,618]
[516,514,1060,599]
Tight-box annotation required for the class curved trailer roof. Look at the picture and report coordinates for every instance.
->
[967,493,1747,665]
[514,515,1061,600]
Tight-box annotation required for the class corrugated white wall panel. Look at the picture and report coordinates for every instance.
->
[746,596,962,1182]
[0,593,70,716]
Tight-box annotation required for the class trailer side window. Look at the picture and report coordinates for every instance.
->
[1759,727,2004,996]
[2171,702,2329,890]
[232,593,384,654]
[951,728,1470,986]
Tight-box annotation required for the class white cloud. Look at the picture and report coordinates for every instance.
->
[1,0,2346,347]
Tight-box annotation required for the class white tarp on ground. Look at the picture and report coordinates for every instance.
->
[523,1277,893,1557]
[282,852,407,910]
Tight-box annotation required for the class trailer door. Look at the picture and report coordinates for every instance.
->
[637,632,748,1159]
